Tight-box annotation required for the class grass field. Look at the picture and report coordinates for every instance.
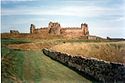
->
[1,38,92,83]
[51,42,125,63]
[2,38,124,82]
[7,38,110,51]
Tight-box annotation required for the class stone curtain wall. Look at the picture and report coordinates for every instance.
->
[60,28,84,37]
[29,22,89,37]
[42,48,125,82]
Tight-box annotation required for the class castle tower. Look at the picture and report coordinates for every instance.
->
[30,24,35,34]
[48,22,61,35]
[81,23,89,36]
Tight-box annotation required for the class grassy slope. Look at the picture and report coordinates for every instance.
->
[1,38,91,83]
[51,42,125,63]
[23,51,91,83]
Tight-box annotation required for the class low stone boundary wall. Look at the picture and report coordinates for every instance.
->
[42,48,125,82]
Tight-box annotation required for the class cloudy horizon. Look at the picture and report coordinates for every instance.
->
[1,0,125,38]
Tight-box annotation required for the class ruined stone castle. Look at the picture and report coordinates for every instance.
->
[30,22,89,37]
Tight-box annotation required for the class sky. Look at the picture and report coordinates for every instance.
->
[1,0,125,38]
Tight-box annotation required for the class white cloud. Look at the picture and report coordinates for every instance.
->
[1,0,125,38]
[2,0,34,1]
[2,5,124,18]
[113,16,125,22]
[89,24,125,38]
[1,0,35,4]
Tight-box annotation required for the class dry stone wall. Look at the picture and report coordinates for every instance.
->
[42,48,125,82]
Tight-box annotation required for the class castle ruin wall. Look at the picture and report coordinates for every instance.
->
[30,22,89,37]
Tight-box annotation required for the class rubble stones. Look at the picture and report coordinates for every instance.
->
[10,30,19,34]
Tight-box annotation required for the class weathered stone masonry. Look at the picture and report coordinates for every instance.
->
[30,22,89,37]
[42,48,125,82]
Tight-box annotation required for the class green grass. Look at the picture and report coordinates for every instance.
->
[1,47,24,82]
[2,47,91,83]
[1,38,31,46]
[23,50,91,82]
[1,38,91,83]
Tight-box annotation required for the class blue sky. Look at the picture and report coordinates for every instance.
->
[1,0,125,38]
